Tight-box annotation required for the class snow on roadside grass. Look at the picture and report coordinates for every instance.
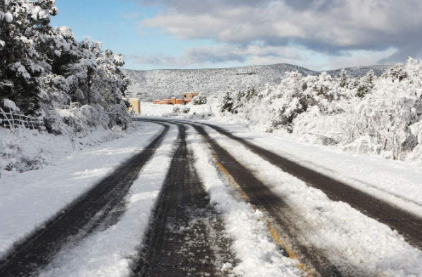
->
[140,102,174,117]
[0,122,163,259]
[187,127,305,277]
[0,124,130,178]
[205,126,422,276]
[38,124,178,277]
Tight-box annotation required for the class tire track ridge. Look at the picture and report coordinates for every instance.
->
[190,123,345,277]
[0,122,169,277]
[132,123,236,277]
[201,122,422,251]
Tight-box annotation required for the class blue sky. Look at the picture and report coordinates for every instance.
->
[51,0,421,71]
[51,0,223,70]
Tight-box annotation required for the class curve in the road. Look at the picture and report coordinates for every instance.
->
[132,123,236,277]
[0,123,169,277]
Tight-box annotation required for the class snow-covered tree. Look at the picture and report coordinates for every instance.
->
[0,0,57,114]
[215,58,422,164]
[1,1,130,134]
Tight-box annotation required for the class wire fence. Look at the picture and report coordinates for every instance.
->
[0,112,44,130]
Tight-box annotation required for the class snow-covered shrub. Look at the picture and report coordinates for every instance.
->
[192,93,207,105]
[354,58,422,160]
[182,106,190,114]
[0,127,49,178]
[215,58,422,165]
[173,106,181,113]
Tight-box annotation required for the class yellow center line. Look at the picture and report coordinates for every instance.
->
[212,153,314,277]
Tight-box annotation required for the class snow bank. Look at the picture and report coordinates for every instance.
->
[0,123,131,178]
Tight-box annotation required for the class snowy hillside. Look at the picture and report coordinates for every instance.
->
[122,64,390,100]
[327,65,392,78]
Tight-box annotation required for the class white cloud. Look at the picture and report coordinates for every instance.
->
[137,0,422,63]
[125,44,398,71]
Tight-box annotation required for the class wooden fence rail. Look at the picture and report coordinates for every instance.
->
[0,112,44,130]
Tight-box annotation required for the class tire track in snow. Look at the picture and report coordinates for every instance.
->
[0,123,169,277]
[190,123,343,277]
[202,122,422,251]
[132,122,237,277]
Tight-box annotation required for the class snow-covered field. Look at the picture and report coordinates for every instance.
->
[0,122,163,259]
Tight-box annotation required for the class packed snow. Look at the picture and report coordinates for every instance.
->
[188,127,306,277]
[0,122,163,259]
[202,125,422,276]
[37,123,178,277]
[212,123,422,217]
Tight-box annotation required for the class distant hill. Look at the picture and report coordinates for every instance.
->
[326,65,391,78]
[122,63,391,100]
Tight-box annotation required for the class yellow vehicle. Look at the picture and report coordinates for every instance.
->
[123,98,141,114]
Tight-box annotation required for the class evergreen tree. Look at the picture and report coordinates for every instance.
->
[0,0,57,114]
[356,70,376,98]
[339,69,348,88]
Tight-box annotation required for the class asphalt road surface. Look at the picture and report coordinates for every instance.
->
[132,123,236,277]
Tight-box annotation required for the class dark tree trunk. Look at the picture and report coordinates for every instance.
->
[87,68,92,105]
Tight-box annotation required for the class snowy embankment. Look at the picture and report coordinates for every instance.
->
[202,124,422,276]
[0,125,130,178]
[38,124,178,277]
[0,122,164,260]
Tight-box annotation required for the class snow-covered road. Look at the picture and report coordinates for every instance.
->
[1,118,422,277]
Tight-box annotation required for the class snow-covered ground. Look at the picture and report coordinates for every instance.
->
[201,124,422,276]
[204,122,422,217]
[0,122,164,259]
[141,101,422,216]
[38,124,178,277]
[188,127,305,277]
[2,116,422,276]
[139,106,422,275]
[0,124,130,178]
